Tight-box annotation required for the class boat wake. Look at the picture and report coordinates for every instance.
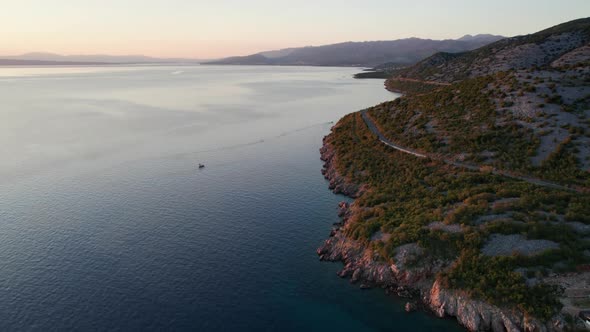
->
[169,121,334,161]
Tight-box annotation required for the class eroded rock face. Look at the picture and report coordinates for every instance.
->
[318,224,564,331]
[425,280,527,332]
[318,226,397,286]
[320,137,364,198]
[317,138,566,332]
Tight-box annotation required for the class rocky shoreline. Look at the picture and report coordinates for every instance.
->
[317,130,566,332]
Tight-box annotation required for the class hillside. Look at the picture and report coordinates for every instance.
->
[389,18,590,83]
[319,18,590,331]
[206,36,504,67]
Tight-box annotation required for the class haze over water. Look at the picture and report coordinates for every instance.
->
[0,65,461,331]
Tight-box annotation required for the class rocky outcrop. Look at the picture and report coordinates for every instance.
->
[317,136,567,332]
[405,301,417,312]
[425,280,568,332]
[320,135,364,198]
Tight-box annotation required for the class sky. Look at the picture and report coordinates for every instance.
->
[1,0,589,59]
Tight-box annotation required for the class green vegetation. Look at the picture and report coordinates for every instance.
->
[440,251,563,320]
[384,79,442,94]
[354,71,391,79]
[367,72,590,187]
[326,112,590,319]
[370,75,543,170]
[327,17,590,324]
[536,137,589,186]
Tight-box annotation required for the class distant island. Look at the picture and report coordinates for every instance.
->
[205,35,504,68]
[0,52,203,66]
[318,17,590,331]
[0,59,111,66]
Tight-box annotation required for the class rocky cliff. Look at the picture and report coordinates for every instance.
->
[317,136,568,332]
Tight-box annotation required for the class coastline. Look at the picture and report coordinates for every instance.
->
[317,121,566,332]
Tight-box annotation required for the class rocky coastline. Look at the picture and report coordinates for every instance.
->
[317,130,566,332]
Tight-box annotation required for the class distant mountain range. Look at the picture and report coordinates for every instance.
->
[1,35,504,68]
[205,34,505,67]
[0,59,110,66]
[456,34,505,43]
[0,52,203,66]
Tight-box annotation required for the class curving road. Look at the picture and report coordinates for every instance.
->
[361,110,428,158]
[360,110,580,193]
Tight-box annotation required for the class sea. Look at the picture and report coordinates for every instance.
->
[0,65,462,331]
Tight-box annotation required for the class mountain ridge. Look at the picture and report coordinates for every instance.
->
[388,17,590,83]
[206,35,505,67]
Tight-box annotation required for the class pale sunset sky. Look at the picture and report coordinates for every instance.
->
[2,0,589,59]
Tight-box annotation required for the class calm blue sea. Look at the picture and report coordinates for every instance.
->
[0,65,461,331]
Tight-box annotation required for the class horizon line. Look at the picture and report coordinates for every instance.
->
[1,33,509,60]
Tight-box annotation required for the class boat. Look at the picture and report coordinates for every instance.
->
[198,163,205,169]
